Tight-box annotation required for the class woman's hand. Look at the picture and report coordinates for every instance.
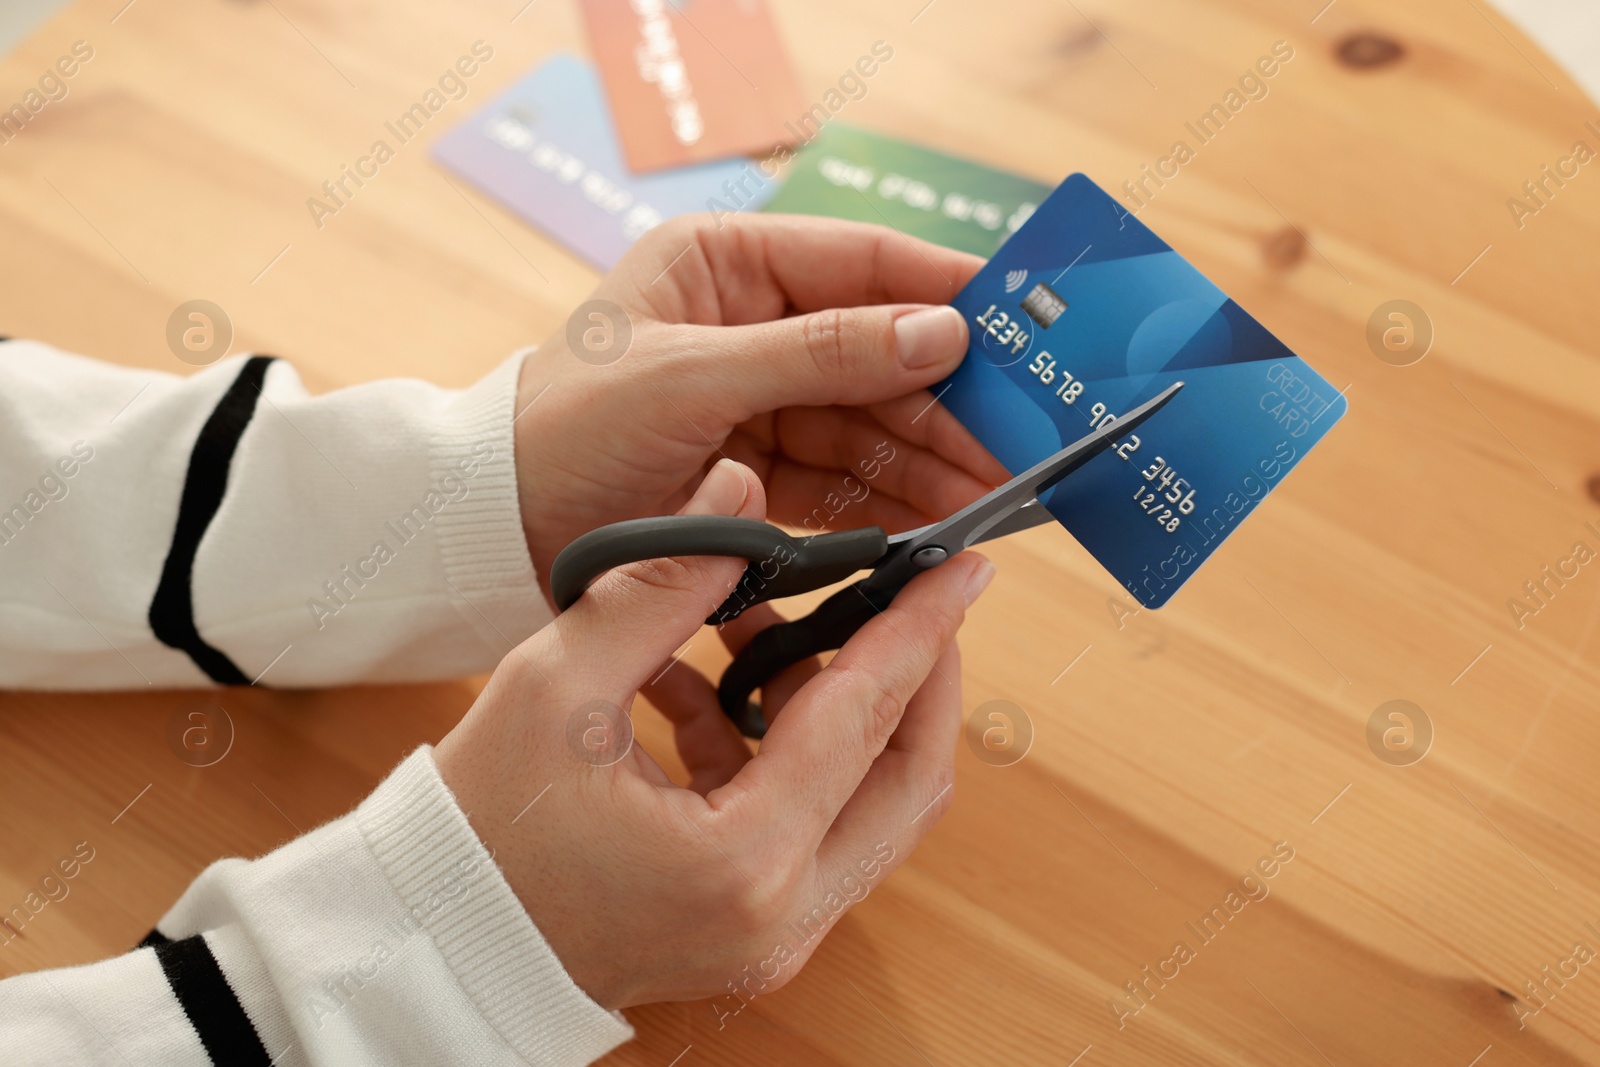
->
[513,213,1009,603]
[435,459,994,1010]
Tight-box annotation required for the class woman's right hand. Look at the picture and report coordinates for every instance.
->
[433,458,994,1011]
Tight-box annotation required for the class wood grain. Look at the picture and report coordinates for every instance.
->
[2,0,1599,1062]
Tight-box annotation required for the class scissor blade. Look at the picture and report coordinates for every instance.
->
[1016,381,1185,504]
[965,499,1054,546]
[898,381,1185,556]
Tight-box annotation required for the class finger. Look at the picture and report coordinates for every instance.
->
[866,392,1013,487]
[771,407,996,521]
[752,655,825,728]
[631,214,986,325]
[815,642,963,888]
[761,459,933,534]
[641,660,751,794]
[544,457,766,698]
[715,552,995,845]
[738,215,985,313]
[671,301,971,421]
[718,428,933,532]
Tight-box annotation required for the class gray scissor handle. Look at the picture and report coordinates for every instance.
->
[716,574,904,738]
[550,516,888,624]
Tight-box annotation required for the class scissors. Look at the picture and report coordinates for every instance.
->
[550,382,1183,739]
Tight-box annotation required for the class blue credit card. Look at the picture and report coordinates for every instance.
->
[935,173,1347,608]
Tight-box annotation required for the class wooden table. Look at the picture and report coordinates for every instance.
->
[4,0,1600,1062]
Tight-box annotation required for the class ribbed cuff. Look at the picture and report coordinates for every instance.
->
[355,747,633,1066]
[430,349,552,637]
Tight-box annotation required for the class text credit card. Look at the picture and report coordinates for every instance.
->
[936,174,1347,608]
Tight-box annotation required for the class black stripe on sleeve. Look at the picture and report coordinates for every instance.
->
[152,934,273,1067]
[148,356,277,685]
[137,928,172,948]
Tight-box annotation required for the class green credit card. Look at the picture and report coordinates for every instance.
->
[763,124,1052,257]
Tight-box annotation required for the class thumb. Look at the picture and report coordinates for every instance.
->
[682,303,969,418]
[553,458,767,697]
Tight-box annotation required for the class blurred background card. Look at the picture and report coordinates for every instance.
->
[579,0,806,173]
[761,124,1051,257]
[430,53,776,271]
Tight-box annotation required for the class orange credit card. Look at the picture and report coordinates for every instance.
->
[579,0,806,173]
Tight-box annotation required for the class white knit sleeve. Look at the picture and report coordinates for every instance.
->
[0,340,553,688]
[0,747,634,1066]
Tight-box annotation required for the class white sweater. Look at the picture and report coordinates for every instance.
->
[0,340,633,1065]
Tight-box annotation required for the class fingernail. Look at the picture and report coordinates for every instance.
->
[964,557,996,607]
[684,458,750,516]
[895,306,966,370]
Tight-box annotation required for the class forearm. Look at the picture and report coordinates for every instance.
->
[0,340,553,688]
[0,747,632,1065]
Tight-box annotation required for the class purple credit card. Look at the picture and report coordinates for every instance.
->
[430,52,777,270]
